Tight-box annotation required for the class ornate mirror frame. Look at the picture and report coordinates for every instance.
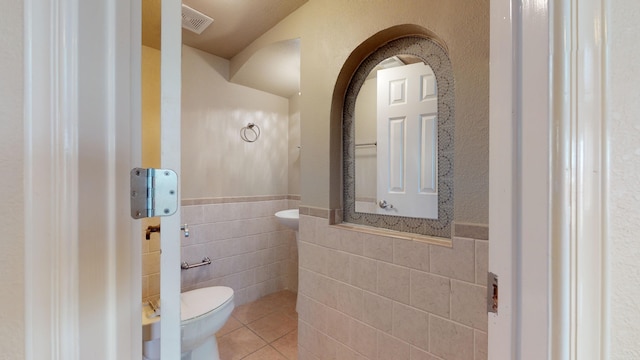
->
[342,36,455,238]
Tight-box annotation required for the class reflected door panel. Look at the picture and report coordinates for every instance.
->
[376,62,438,219]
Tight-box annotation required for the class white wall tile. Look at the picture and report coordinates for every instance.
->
[430,237,475,282]
[299,242,326,274]
[409,346,439,360]
[318,332,339,359]
[378,331,410,360]
[377,262,411,304]
[148,273,160,299]
[296,217,490,360]
[142,251,160,276]
[299,214,317,244]
[392,302,430,351]
[349,320,378,360]
[336,229,365,255]
[474,330,487,360]
[298,320,319,356]
[326,306,351,345]
[326,248,351,283]
[393,238,430,271]
[475,240,488,286]
[202,203,225,223]
[298,268,313,298]
[451,280,487,331]
[429,316,474,360]
[299,320,338,359]
[337,282,364,320]
[211,221,234,241]
[410,270,451,318]
[138,199,301,305]
[298,294,328,333]
[336,341,368,360]
[350,255,378,292]
[364,234,394,262]
[255,264,272,283]
[298,345,320,360]
[181,205,203,225]
[362,291,393,332]
[315,274,340,309]
[141,276,149,300]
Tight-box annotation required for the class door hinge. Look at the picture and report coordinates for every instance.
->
[130,168,178,219]
[488,272,498,313]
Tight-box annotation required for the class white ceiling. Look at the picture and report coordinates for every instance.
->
[142,0,307,98]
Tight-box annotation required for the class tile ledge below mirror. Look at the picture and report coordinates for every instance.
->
[331,222,453,248]
[299,206,488,247]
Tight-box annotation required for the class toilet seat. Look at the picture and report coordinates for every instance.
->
[180,286,234,323]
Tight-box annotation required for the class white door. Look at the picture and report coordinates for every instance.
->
[159,0,182,358]
[24,0,149,358]
[376,62,438,219]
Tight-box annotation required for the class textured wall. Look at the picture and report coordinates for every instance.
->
[288,94,302,195]
[233,0,490,224]
[0,0,25,357]
[142,46,161,169]
[140,46,162,301]
[181,45,290,199]
[608,0,640,357]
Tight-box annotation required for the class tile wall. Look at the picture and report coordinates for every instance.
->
[297,213,489,360]
[141,196,300,307]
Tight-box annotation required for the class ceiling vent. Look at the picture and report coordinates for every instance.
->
[181,4,214,35]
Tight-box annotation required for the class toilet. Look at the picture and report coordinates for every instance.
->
[142,286,235,360]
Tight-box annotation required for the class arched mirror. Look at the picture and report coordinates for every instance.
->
[343,36,454,239]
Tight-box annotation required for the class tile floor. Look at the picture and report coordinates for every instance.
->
[216,290,298,360]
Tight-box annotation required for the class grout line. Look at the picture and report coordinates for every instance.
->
[270,344,290,360]
[238,344,265,360]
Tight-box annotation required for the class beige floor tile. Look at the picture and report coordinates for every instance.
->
[260,290,297,310]
[233,297,281,324]
[220,291,299,360]
[218,327,267,360]
[242,345,288,360]
[281,306,299,321]
[272,330,298,360]
[217,316,243,337]
[262,290,292,300]
[248,311,297,343]
[271,290,297,303]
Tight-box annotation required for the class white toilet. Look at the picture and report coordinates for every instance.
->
[142,286,235,360]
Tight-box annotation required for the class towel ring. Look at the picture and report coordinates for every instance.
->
[240,123,260,143]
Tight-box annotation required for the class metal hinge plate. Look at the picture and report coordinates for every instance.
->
[488,272,498,313]
[130,168,178,219]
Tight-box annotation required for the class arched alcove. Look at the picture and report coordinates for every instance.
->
[330,25,454,239]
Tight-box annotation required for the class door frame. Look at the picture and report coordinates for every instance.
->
[489,0,607,359]
[159,0,183,357]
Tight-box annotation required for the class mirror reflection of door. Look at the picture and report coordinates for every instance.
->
[354,56,438,219]
[377,61,438,218]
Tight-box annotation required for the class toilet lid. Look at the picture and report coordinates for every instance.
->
[180,286,234,321]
